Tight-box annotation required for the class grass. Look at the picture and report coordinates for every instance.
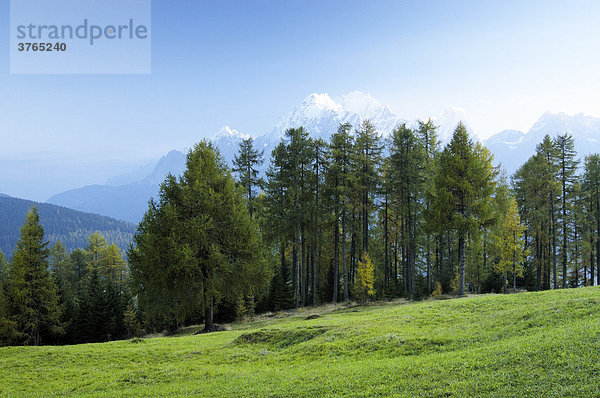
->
[2,288,600,397]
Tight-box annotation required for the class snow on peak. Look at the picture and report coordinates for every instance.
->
[214,125,251,141]
[299,93,344,117]
[434,106,474,143]
[337,91,386,116]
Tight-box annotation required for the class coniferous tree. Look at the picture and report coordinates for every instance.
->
[233,137,265,216]
[49,241,78,343]
[355,252,375,303]
[129,141,270,332]
[583,153,600,285]
[388,123,425,297]
[354,120,383,256]
[430,123,496,296]
[0,249,18,346]
[326,123,354,302]
[6,208,63,345]
[554,133,579,288]
[492,198,525,293]
[538,136,560,288]
[417,119,440,291]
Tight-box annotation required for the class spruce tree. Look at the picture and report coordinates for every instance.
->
[7,207,63,345]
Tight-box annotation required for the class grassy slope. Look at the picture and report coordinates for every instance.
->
[2,288,600,397]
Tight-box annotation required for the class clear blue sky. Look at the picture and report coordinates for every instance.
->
[1,0,600,200]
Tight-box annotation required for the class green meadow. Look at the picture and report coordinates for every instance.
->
[2,288,600,397]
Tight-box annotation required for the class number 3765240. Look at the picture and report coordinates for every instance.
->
[17,42,67,52]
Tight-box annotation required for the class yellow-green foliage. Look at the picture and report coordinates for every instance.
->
[431,281,443,298]
[355,252,375,302]
[493,198,525,281]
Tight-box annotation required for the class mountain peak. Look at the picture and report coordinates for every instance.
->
[214,125,252,141]
[337,91,386,116]
[434,106,473,142]
[299,93,344,115]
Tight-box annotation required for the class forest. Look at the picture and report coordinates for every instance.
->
[0,195,135,258]
[1,120,598,345]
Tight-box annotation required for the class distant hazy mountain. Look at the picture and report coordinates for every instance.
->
[484,112,600,174]
[44,91,479,224]
[0,195,135,259]
[47,151,186,223]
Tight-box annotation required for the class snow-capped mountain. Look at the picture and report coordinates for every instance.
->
[47,91,474,223]
[268,91,405,142]
[484,112,600,174]
[434,106,475,143]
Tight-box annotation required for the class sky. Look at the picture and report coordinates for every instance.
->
[1,0,600,200]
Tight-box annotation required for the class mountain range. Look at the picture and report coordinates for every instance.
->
[0,195,136,259]
[46,91,600,224]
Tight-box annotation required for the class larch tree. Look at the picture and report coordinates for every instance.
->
[355,252,375,304]
[554,133,579,289]
[583,153,600,285]
[431,123,496,296]
[233,137,265,217]
[492,197,525,293]
[388,123,425,297]
[129,141,271,332]
[354,120,383,256]
[326,122,354,303]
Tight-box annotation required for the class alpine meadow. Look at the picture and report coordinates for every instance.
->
[3,1,600,397]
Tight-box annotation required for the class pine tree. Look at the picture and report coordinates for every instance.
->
[7,208,63,345]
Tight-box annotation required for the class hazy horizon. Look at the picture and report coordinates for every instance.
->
[2,0,599,201]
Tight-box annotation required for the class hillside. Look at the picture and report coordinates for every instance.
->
[0,195,136,258]
[2,288,599,397]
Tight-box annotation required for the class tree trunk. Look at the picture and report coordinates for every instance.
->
[204,300,214,332]
[458,233,466,296]
[301,227,306,307]
[333,206,339,304]
[384,192,389,290]
[551,194,557,289]
[562,174,567,289]
[342,206,349,302]
[596,189,600,286]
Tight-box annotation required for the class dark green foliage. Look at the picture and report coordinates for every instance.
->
[0,196,135,259]
[6,208,63,345]
[430,123,497,295]
[233,138,265,216]
[129,141,271,332]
